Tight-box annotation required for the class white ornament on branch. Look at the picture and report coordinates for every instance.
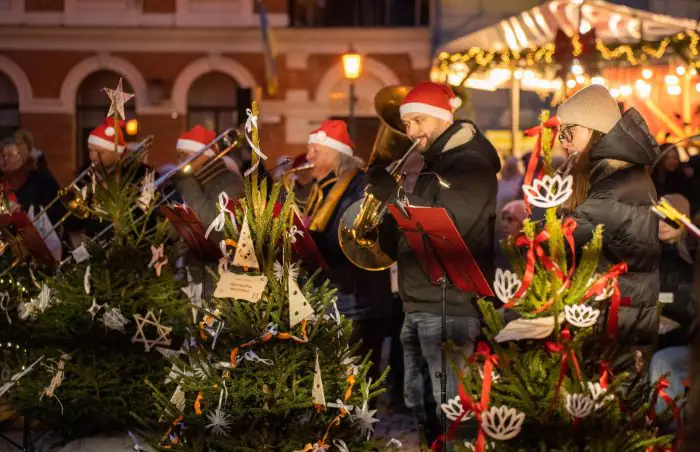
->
[205,192,237,239]
[494,314,564,342]
[243,108,269,177]
[312,348,326,408]
[132,310,173,352]
[587,382,615,410]
[0,356,44,398]
[70,244,90,263]
[493,269,522,304]
[102,306,129,332]
[181,281,203,325]
[103,77,135,121]
[289,264,315,327]
[137,170,155,211]
[564,304,600,328]
[565,393,594,418]
[480,405,525,441]
[232,212,259,270]
[206,384,232,437]
[86,298,106,320]
[440,395,474,422]
[148,244,168,277]
[353,400,379,441]
[83,265,91,295]
[478,366,501,384]
[522,174,573,209]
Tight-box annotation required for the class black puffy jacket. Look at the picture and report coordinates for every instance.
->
[566,108,661,343]
[379,120,501,318]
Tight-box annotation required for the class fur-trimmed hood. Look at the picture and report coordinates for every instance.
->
[423,120,501,173]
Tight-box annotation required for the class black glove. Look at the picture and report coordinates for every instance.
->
[366,166,398,202]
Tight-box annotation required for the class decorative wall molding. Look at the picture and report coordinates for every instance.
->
[59,53,150,114]
[170,55,258,115]
[0,53,32,111]
[315,57,401,103]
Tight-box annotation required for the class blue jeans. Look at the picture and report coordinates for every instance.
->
[649,346,689,415]
[400,312,481,445]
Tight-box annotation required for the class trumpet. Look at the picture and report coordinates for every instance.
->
[338,85,417,271]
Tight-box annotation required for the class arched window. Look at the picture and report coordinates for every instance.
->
[76,71,136,170]
[0,72,20,140]
[187,72,238,132]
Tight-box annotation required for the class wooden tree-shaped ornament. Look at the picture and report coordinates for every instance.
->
[288,264,314,328]
[312,348,326,408]
[232,213,259,270]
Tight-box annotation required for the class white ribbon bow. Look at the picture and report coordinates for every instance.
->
[205,192,237,239]
[236,350,274,366]
[287,225,303,244]
[243,109,269,178]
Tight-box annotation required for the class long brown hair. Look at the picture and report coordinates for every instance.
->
[564,130,605,212]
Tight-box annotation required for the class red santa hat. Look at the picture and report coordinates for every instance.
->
[307,120,354,156]
[399,82,461,123]
[176,125,218,157]
[88,118,126,153]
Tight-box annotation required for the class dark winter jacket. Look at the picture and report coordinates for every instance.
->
[657,240,696,349]
[378,120,501,317]
[565,108,661,344]
[311,171,392,320]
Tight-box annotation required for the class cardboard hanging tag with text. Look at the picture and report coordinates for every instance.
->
[215,272,268,303]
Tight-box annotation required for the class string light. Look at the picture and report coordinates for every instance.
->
[696,82,700,93]
[575,75,585,84]
[665,75,679,85]
[610,88,620,98]
[571,60,584,76]
[642,68,653,79]
[676,66,687,76]
[667,85,682,96]
[591,76,605,85]
[635,80,652,98]
[513,69,524,80]
[619,85,633,97]
[566,79,576,89]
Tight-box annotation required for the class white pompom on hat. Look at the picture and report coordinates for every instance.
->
[88,118,126,153]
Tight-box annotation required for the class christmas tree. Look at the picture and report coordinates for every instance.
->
[439,113,679,452]
[137,103,399,452]
[4,81,190,442]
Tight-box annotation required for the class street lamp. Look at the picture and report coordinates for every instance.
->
[342,47,363,140]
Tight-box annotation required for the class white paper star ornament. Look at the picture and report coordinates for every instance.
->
[103,77,135,121]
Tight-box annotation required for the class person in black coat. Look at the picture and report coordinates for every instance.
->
[306,119,393,390]
[556,84,661,367]
[369,82,501,448]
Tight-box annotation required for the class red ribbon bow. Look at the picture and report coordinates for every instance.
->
[598,361,614,389]
[649,377,683,449]
[433,343,496,452]
[545,329,582,408]
[584,262,631,338]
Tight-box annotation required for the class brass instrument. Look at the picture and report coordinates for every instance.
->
[338,85,417,271]
[86,128,241,248]
[281,163,315,211]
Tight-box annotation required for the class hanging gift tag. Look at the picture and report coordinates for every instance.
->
[215,272,268,302]
[232,213,259,270]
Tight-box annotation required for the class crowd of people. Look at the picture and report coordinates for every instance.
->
[1,81,700,448]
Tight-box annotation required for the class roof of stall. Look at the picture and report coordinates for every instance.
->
[437,0,699,56]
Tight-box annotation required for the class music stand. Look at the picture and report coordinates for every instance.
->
[388,203,493,447]
[272,201,329,270]
[0,211,57,266]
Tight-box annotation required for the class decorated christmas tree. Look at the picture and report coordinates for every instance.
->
[3,81,190,442]
[439,113,679,452]
[137,103,400,452]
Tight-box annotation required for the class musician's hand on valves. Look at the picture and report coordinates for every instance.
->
[367,166,398,202]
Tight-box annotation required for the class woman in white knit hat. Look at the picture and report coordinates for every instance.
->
[557,84,661,368]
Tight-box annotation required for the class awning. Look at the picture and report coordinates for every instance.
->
[438,0,699,56]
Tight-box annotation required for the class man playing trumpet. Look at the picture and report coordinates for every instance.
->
[370,82,501,446]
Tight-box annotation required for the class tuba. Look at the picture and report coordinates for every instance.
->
[338,85,417,271]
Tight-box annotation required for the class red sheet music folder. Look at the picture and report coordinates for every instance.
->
[159,204,222,261]
[273,201,329,270]
[0,211,56,265]
[387,205,493,297]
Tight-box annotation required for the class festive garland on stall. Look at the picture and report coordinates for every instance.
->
[435,30,700,79]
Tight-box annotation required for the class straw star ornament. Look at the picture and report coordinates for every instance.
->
[103,77,134,121]
[132,310,173,352]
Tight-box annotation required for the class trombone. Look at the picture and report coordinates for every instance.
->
[84,127,241,250]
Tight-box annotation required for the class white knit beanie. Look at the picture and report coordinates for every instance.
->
[556,84,622,134]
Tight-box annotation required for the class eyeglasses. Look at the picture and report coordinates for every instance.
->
[558,125,576,144]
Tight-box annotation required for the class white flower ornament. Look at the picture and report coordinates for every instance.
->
[522,174,573,209]
[440,395,474,422]
[564,304,600,328]
[565,393,594,418]
[587,382,614,410]
[480,405,525,441]
[493,268,522,304]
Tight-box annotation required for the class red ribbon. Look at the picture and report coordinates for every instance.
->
[584,263,631,338]
[433,343,495,452]
[545,329,582,407]
[522,116,560,212]
[598,361,614,389]
[560,218,577,283]
[649,377,683,449]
